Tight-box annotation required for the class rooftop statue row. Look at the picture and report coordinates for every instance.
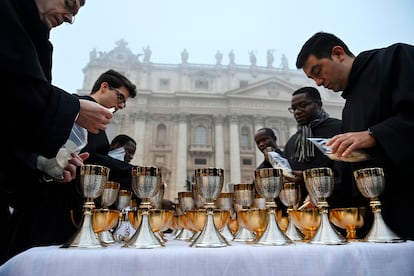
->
[88,40,289,69]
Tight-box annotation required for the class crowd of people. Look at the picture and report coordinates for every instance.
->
[2,0,413,266]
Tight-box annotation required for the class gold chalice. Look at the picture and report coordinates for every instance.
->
[254,168,293,245]
[237,208,267,241]
[97,181,120,243]
[232,183,256,242]
[216,192,235,241]
[290,208,321,241]
[92,209,120,240]
[174,191,195,241]
[303,167,346,245]
[353,167,404,243]
[186,209,230,235]
[124,166,163,248]
[113,190,135,242]
[279,182,303,241]
[329,207,366,241]
[190,168,229,247]
[62,165,110,248]
[129,209,174,234]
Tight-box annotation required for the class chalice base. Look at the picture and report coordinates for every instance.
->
[233,226,256,242]
[364,212,405,243]
[256,212,294,246]
[99,230,115,243]
[309,213,347,245]
[190,213,229,248]
[62,214,105,248]
[174,228,194,241]
[123,213,163,249]
[285,219,304,241]
[220,224,235,241]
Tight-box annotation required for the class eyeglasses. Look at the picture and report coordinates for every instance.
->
[110,86,126,107]
[288,101,314,113]
[64,0,79,24]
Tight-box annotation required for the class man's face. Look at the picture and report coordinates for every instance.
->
[302,52,349,92]
[255,131,277,153]
[290,93,320,126]
[36,0,82,29]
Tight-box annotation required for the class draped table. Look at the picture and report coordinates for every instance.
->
[1,235,413,276]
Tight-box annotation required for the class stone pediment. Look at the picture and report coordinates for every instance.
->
[225,76,296,99]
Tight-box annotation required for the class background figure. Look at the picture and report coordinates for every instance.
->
[215,50,223,65]
[254,127,286,214]
[2,0,112,265]
[249,50,257,66]
[228,50,235,65]
[266,49,274,68]
[181,49,189,64]
[143,45,151,63]
[108,134,137,163]
[296,31,414,240]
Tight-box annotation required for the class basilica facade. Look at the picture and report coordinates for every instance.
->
[78,40,345,201]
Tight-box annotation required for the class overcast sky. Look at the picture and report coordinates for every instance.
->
[50,0,414,93]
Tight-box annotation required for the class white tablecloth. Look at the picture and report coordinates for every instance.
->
[1,235,414,276]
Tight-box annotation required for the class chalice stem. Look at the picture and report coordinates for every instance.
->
[190,209,229,248]
[256,208,293,245]
[365,208,403,242]
[124,211,163,248]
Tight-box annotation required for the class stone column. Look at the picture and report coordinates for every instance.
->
[176,113,188,191]
[229,114,241,184]
[254,117,264,167]
[214,115,225,169]
[133,111,146,165]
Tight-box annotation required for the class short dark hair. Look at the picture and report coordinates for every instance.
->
[110,134,136,147]
[255,127,276,140]
[292,86,321,102]
[296,32,354,69]
[91,69,137,98]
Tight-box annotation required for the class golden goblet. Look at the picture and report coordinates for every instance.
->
[329,207,366,241]
[129,209,174,233]
[190,168,228,248]
[290,208,321,241]
[62,164,110,248]
[92,209,120,236]
[303,167,346,245]
[237,208,267,241]
[353,167,404,243]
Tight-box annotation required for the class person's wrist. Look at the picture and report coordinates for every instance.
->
[367,128,374,137]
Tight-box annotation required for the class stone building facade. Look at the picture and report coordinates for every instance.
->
[78,40,345,201]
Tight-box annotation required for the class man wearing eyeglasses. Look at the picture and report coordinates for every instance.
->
[0,0,114,264]
[283,87,365,213]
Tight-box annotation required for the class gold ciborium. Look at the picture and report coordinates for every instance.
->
[190,168,229,247]
[279,182,303,241]
[92,209,120,244]
[129,209,174,235]
[175,191,195,241]
[124,166,163,248]
[353,167,404,243]
[232,183,256,242]
[303,167,346,245]
[254,168,293,245]
[290,208,320,240]
[329,207,366,241]
[97,181,120,243]
[186,209,230,238]
[237,208,267,241]
[62,164,110,248]
[216,192,235,241]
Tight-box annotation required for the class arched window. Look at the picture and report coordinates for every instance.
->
[194,126,207,145]
[156,124,167,145]
[240,126,251,148]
